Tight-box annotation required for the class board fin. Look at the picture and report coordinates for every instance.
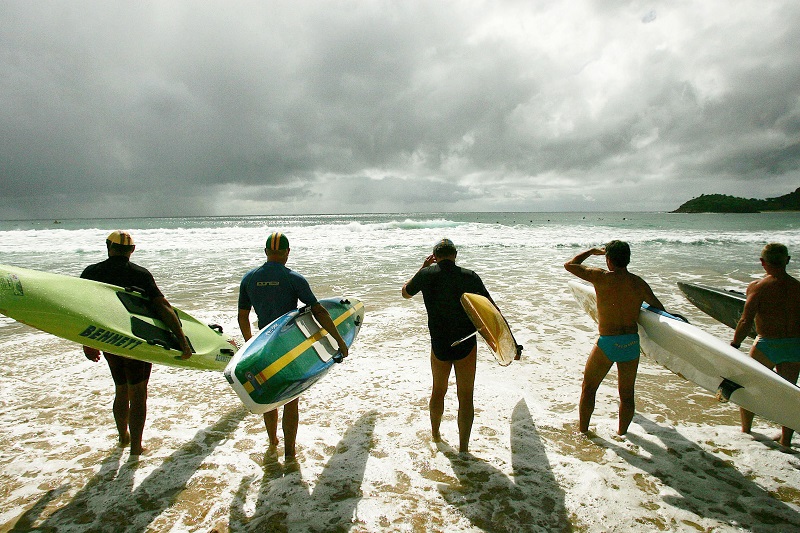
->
[715,378,743,403]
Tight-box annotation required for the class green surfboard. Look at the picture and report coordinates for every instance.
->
[0,264,237,370]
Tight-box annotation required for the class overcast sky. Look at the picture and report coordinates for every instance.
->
[1,1,799,219]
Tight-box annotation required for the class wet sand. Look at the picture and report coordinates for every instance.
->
[2,213,800,531]
[2,307,800,532]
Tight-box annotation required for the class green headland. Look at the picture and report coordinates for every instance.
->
[672,187,800,213]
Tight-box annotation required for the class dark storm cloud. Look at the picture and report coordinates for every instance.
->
[1,1,799,218]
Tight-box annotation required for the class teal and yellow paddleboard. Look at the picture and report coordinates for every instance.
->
[0,264,237,370]
[224,298,364,413]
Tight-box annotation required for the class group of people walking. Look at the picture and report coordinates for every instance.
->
[81,231,800,461]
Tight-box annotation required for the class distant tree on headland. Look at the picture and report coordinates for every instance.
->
[672,187,800,213]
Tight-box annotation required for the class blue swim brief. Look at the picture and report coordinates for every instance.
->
[597,334,640,363]
[754,337,800,365]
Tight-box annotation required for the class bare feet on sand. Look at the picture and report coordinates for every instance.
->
[773,433,793,449]
[130,445,146,456]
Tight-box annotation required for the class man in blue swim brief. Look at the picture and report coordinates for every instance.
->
[566,240,666,436]
[731,243,800,447]
[597,334,641,363]
[754,337,800,365]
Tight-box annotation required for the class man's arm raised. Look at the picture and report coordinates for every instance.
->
[564,247,606,283]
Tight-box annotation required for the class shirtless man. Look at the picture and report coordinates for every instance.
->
[565,241,665,435]
[731,243,800,447]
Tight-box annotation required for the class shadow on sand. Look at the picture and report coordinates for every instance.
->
[229,411,377,532]
[439,398,572,532]
[11,407,248,532]
[595,415,800,531]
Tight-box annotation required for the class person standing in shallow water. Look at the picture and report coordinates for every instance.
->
[402,238,499,453]
[237,232,348,462]
[81,231,192,456]
[565,240,666,436]
[731,243,800,447]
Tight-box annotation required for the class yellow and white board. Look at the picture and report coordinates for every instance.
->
[460,293,520,366]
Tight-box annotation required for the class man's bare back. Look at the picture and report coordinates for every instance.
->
[565,246,664,335]
[747,274,800,339]
[594,270,659,335]
[732,243,800,447]
[565,242,665,435]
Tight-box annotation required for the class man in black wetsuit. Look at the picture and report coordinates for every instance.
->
[81,230,191,456]
[402,238,495,453]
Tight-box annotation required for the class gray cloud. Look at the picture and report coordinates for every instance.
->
[1,0,799,219]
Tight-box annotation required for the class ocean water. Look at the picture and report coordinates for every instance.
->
[1,212,800,532]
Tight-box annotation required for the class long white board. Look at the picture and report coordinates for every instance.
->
[569,280,800,432]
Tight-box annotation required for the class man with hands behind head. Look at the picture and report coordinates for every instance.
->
[402,238,498,454]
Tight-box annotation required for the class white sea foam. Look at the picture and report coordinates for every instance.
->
[1,212,800,531]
